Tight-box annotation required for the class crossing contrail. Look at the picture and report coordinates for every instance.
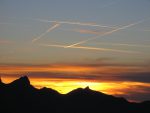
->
[34,19,117,29]
[32,23,60,43]
[39,43,140,54]
[65,19,147,48]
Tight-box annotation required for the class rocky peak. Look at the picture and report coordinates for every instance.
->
[10,76,30,87]
[19,76,30,85]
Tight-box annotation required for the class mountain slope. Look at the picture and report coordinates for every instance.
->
[0,76,149,113]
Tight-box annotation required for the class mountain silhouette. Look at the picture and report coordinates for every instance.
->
[0,76,150,113]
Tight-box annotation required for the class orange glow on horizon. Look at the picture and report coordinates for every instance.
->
[1,64,150,102]
[1,76,150,98]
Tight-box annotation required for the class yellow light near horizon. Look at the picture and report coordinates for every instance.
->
[30,79,103,94]
[2,76,150,98]
[1,76,117,94]
[28,78,150,96]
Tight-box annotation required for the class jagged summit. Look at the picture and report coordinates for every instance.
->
[39,87,60,94]
[16,76,30,84]
[67,86,98,96]
[10,76,30,87]
[85,86,90,90]
[20,76,30,83]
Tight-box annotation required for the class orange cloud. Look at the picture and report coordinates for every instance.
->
[0,64,91,74]
[0,63,147,75]
[72,29,107,35]
[1,63,150,102]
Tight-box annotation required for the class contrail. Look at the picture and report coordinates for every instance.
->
[6,17,118,28]
[95,42,150,48]
[34,18,117,29]
[32,23,60,43]
[100,0,120,9]
[39,43,140,54]
[60,28,108,35]
[65,19,147,48]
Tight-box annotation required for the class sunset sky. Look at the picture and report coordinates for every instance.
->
[0,0,150,102]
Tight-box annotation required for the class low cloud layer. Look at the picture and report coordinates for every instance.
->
[0,63,149,83]
[0,63,150,102]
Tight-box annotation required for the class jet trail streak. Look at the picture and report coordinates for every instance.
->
[35,19,117,28]
[66,19,147,48]
[32,23,60,43]
[96,42,150,48]
[39,43,140,54]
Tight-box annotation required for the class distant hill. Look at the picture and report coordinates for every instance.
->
[0,76,150,113]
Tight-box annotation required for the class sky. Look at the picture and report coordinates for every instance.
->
[0,0,150,102]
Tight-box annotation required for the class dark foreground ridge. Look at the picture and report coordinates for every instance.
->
[0,76,150,113]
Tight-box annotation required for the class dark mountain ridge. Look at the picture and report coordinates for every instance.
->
[0,76,150,113]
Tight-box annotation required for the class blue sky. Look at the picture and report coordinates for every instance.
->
[0,0,150,64]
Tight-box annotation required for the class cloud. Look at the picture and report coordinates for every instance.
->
[1,63,150,102]
[118,72,150,83]
[113,83,150,102]
[1,70,150,102]
[0,63,149,83]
